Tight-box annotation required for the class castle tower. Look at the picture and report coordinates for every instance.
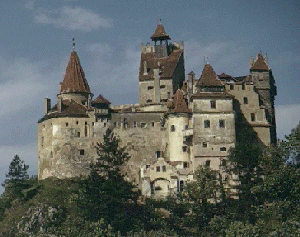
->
[250,53,277,144]
[138,21,185,105]
[167,90,190,166]
[58,49,93,107]
[38,47,102,180]
[191,64,235,170]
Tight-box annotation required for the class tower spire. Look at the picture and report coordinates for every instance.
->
[72,38,75,51]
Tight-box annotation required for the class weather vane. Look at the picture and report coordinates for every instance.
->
[72,38,75,51]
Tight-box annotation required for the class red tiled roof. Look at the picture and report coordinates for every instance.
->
[38,99,88,122]
[60,51,91,93]
[151,24,170,40]
[92,94,110,104]
[250,53,269,71]
[173,89,188,113]
[198,64,224,87]
[219,73,231,78]
[139,49,183,81]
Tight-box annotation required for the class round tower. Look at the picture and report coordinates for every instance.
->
[167,90,190,163]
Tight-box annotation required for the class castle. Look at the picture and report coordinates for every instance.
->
[38,22,277,198]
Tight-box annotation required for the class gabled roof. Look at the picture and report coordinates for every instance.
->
[250,53,269,71]
[151,23,170,40]
[139,49,183,81]
[197,64,224,87]
[60,51,91,94]
[92,94,110,104]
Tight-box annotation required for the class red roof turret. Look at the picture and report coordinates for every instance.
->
[60,51,91,94]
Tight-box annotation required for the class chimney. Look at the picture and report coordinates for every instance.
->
[250,56,254,67]
[44,98,51,114]
[57,97,62,113]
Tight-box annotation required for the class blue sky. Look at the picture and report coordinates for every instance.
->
[0,0,299,193]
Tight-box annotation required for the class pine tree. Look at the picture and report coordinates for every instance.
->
[79,129,142,234]
[2,155,29,188]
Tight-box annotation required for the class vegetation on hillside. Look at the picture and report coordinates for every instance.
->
[1,124,300,236]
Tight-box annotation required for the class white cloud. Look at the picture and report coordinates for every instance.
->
[34,6,112,32]
[86,43,113,56]
[275,104,300,139]
[0,57,49,117]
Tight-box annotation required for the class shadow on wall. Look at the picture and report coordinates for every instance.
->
[233,99,265,148]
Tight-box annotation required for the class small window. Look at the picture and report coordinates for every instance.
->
[66,122,68,127]
[182,146,187,152]
[221,160,227,166]
[141,123,147,128]
[205,160,211,167]
[242,84,245,90]
[85,121,87,125]
[77,132,80,137]
[203,142,207,148]
[147,86,154,90]
[156,151,161,158]
[184,125,188,130]
[219,120,225,128]
[170,125,175,132]
[204,120,210,128]
[113,122,117,127]
[41,137,44,147]
[179,180,184,192]
[103,123,107,127]
[220,147,227,151]
[146,99,152,103]
[183,162,188,168]
[162,165,166,172]
[160,85,165,89]
[156,166,160,172]
[133,121,137,127]
[244,97,248,104]
[210,100,216,109]
[151,122,155,127]
[146,165,150,169]
[79,149,85,155]
[251,113,255,121]
[92,122,94,126]
[230,84,234,90]
[147,68,150,72]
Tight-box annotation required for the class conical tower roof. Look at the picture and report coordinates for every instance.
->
[198,64,223,87]
[151,23,170,41]
[60,51,91,93]
[173,89,188,113]
[250,53,269,71]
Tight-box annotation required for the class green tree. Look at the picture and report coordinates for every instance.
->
[79,129,143,234]
[281,121,300,164]
[1,155,30,202]
[226,141,264,223]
